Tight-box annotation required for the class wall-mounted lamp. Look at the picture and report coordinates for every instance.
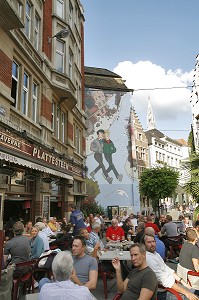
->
[48,28,70,44]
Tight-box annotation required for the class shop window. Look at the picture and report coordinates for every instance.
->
[74,181,81,193]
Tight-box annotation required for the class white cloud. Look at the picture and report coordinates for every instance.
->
[113,61,193,139]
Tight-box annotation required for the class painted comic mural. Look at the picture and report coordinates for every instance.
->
[85,89,140,213]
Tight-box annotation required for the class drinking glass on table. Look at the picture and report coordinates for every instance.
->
[117,235,121,242]
[127,234,131,241]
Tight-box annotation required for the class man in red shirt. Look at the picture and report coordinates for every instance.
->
[106,219,125,241]
[145,216,160,234]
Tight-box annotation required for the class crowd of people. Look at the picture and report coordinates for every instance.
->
[1,205,199,300]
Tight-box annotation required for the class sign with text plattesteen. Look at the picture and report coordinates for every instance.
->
[0,128,81,177]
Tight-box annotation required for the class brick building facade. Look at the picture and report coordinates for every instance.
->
[0,0,86,227]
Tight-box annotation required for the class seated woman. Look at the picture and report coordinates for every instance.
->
[30,226,44,259]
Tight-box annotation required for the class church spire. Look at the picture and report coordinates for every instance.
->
[147,96,156,130]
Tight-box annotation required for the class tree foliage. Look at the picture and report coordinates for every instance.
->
[139,166,179,210]
[185,152,199,204]
[81,178,104,217]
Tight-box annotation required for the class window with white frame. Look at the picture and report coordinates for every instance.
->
[68,50,73,79]
[18,0,23,18]
[52,101,55,130]
[141,148,146,160]
[56,106,60,139]
[11,61,19,107]
[34,14,40,50]
[75,5,78,27]
[32,82,38,122]
[22,72,29,115]
[74,125,82,154]
[61,112,65,143]
[56,0,64,18]
[56,40,64,73]
[155,151,158,161]
[25,1,31,38]
[69,1,73,28]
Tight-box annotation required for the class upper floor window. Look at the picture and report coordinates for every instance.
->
[56,106,60,139]
[11,61,19,107]
[56,40,64,73]
[34,14,40,50]
[32,82,38,122]
[74,125,82,154]
[25,1,31,38]
[51,102,55,130]
[56,0,64,18]
[68,50,73,79]
[69,1,73,28]
[61,112,66,143]
[18,1,23,18]
[22,72,29,115]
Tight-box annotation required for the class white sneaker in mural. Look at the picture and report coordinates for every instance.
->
[90,171,95,180]
[117,174,123,181]
[106,176,113,184]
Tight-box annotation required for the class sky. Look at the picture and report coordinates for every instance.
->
[80,0,199,141]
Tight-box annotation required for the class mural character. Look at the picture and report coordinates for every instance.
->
[90,129,113,184]
[103,130,123,181]
[85,90,118,137]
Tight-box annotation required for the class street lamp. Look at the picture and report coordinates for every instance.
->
[48,28,70,44]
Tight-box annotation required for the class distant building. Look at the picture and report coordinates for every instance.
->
[129,108,151,213]
[145,129,190,207]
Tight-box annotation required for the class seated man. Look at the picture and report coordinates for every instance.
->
[178,229,199,295]
[122,218,134,239]
[4,221,31,266]
[106,219,125,241]
[48,217,58,234]
[160,215,178,237]
[71,235,98,290]
[179,229,199,272]
[145,215,160,234]
[133,222,145,243]
[112,243,158,300]
[143,233,198,300]
[39,251,94,300]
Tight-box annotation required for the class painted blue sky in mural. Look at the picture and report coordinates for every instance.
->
[81,0,198,141]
